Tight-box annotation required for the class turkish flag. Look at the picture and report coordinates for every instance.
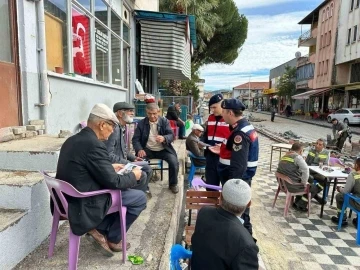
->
[72,9,91,75]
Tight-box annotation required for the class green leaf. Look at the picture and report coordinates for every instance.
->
[128,255,144,265]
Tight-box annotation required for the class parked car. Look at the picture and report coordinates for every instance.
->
[327,108,360,125]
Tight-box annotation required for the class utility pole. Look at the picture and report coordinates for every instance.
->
[248,75,251,110]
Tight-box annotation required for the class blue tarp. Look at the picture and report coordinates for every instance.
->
[135,10,197,49]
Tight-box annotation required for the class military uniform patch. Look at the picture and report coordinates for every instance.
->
[234,135,242,144]
[233,144,242,151]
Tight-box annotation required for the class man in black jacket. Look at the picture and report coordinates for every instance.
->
[191,179,259,270]
[56,103,146,257]
[104,101,152,197]
[166,102,186,139]
[132,103,180,193]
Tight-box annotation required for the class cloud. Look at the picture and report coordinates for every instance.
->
[234,0,309,9]
[201,11,310,90]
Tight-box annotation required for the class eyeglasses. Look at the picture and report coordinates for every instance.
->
[104,121,116,129]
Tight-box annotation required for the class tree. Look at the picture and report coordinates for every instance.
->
[277,66,297,106]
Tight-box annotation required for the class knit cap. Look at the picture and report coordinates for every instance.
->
[222,179,251,207]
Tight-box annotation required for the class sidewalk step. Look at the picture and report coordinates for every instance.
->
[0,171,43,209]
[0,135,66,171]
[0,208,27,233]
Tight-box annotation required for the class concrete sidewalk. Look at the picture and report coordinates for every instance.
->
[14,140,187,270]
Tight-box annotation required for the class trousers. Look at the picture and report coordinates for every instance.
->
[205,152,220,190]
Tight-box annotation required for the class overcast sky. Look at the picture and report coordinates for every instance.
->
[201,0,323,91]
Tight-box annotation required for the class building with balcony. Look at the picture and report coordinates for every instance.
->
[335,0,360,108]
[293,0,343,113]
[232,82,269,108]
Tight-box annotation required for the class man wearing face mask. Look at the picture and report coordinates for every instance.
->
[202,94,231,190]
[105,102,152,198]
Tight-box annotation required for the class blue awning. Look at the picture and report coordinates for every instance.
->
[135,10,197,49]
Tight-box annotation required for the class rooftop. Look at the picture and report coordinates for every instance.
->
[233,82,270,90]
[298,0,329,24]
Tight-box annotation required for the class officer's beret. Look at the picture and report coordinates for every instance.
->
[221,99,246,111]
[113,102,135,112]
[209,94,223,107]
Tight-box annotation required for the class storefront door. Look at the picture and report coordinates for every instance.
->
[0,0,21,128]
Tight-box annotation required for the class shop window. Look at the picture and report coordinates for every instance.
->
[0,0,13,63]
[95,21,109,82]
[94,0,108,27]
[123,22,130,44]
[72,6,91,76]
[111,10,121,36]
[44,0,68,72]
[347,28,352,44]
[111,35,121,85]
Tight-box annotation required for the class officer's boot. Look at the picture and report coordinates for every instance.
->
[331,212,348,226]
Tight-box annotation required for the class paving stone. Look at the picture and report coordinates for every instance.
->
[11,126,26,135]
[29,119,45,125]
[58,130,72,138]
[25,131,37,138]
[0,133,15,143]
[14,133,26,140]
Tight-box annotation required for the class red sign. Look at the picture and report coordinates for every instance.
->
[72,8,91,75]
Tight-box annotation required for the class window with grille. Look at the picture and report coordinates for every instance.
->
[350,63,360,83]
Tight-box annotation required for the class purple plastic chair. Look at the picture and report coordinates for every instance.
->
[80,121,87,129]
[41,171,127,270]
[191,177,222,191]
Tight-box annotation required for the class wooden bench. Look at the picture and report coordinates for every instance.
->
[185,190,221,247]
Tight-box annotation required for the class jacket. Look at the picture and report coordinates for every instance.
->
[132,116,176,155]
[203,114,230,146]
[218,118,259,181]
[55,127,138,236]
[186,132,206,167]
[191,206,259,270]
[104,124,136,164]
[277,152,309,185]
[305,147,329,166]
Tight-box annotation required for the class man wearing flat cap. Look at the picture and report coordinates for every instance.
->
[186,124,206,167]
[202,94,231,190]
[56,103,146,257]
[191,179,259,270]
[104,102,152,198]
[213,98,259,236]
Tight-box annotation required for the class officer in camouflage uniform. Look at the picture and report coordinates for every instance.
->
[331,158,360,227]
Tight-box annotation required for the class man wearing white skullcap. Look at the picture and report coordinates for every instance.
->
[186,124,206,167]
[191,179,259,270]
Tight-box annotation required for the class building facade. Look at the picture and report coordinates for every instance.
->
[294,0,344,113]
[232,82,269,109]
[0,0,195,134]
[336,0,360,108]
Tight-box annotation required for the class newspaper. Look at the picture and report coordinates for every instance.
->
[118,163,142,175]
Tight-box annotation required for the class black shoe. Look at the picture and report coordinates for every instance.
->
[169,185,179,194]
[292,203,308,212]
[353,218,358,227]
[314,194,327,205]
[331,215,348,226]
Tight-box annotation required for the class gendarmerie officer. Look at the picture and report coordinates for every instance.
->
[218,99,259,235]
[202,94,230,190]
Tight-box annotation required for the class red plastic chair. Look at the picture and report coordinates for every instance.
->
[169,120,179,139]
[41,171,127,270]
[272,172,311,217]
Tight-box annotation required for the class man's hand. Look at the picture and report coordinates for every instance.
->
[112,164,125,172]
[132,167,142,180]
[138,150,146,158]
[156,135,165,143]
[134,156,143,161]
[209,144,221,155]
[338,130,343,135]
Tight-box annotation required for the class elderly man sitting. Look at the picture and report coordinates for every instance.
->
[186,124,206,167]
[56,104,146,256]
[191,179,259,269]
[104,101,152,198]
[132,103,179,194]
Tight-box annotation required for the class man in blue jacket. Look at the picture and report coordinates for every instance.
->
[104,102,152,198]
[132,103,179,193]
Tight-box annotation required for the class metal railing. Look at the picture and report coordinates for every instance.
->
[299,29,312,43]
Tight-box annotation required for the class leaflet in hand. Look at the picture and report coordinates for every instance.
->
[197,140,212,147]
[118,163,142,175]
